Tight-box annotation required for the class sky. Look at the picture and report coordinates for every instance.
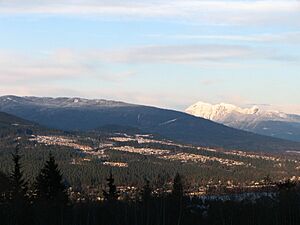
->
[0,0,300,113]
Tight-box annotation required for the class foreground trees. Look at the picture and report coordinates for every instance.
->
[1,148,300,225]
[34,153,68,225]
[9,149,31,225]
[35,153,68,204]
[103,171,119,202]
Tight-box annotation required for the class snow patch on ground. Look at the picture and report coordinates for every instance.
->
[159,118,178,126]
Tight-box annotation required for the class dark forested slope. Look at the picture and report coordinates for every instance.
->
[1,95,300,152]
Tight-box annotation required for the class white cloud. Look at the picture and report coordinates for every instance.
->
[100,45,256,63]
[0,49,137,85]
[0,44,295,85]
[96,44,297,64]
[145,32,300,44]
[0,0,299,26]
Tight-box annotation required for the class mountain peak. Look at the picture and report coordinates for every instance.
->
[186,101,300,142]
[1,95,300,150]
[186,101,260,121]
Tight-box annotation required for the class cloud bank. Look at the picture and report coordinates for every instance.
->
[0,0,299,26]
[0,43,295,85]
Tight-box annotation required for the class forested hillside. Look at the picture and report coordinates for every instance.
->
[1,96,300,152]
[1,114,300,191]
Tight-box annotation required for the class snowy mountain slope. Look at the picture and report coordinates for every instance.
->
[1,95,300,152]
[186,101,300,142]
[0,95,131,108]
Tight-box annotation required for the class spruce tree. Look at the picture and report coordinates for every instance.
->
[35,153,68,205]
[10,149,28,201]
[103,171,119,201]
[9,147,30,225]
[141,178,152,203]
[170,173,184,225]
[141,179,152,225]
[172,173,183,199]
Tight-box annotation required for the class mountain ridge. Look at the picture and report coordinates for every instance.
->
[1,95,300,152]
[186,101,300,142]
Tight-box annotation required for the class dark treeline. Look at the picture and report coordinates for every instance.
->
[1,149,300,225]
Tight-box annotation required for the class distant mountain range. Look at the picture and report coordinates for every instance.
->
[1,95,300,152]
[186,101,300,142]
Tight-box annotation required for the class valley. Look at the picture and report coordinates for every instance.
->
[0,98,300,202]
[1,3,299,224]
[1,122,300,199]
[1,95,300,152]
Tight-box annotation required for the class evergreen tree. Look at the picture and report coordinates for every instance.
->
[10,148,28,201]
[141,178,152,203]
[103,171,119,202]
[35,153,68,205]
[141,179,152,225]
[170,173,184,225]
[277,179,299,225]
[172,173,183,199]
[9,147,31,225]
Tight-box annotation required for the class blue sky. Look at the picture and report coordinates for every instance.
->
[0,0,300,113]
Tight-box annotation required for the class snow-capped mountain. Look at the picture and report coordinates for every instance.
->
[186,101,300,142]
[1,95,300,152]
[186,102,259,121]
